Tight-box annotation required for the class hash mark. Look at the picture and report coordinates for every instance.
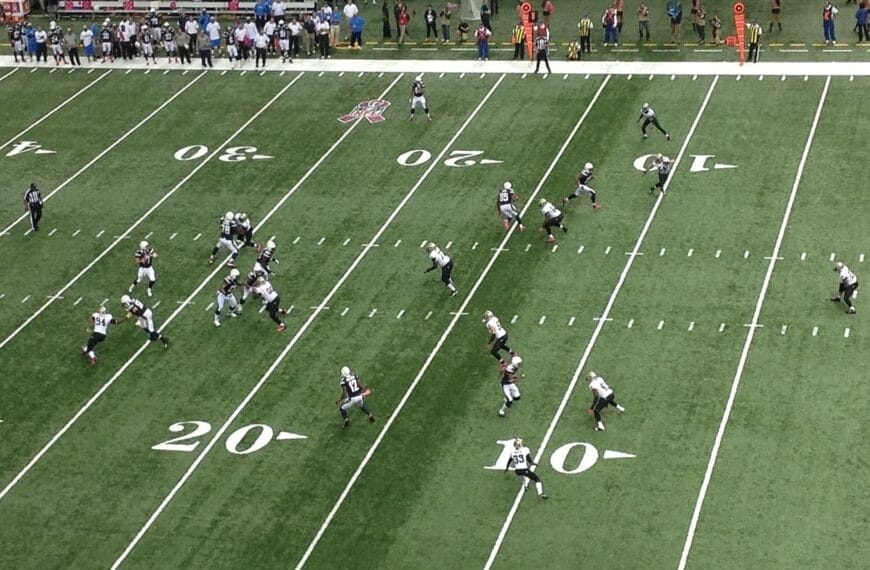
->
[293,237,301,245]
[551,245,558,253]
[511,314,518,324]
[801,252,807,261]
[48,228,57,236]
[627,319,634,328]
[193,233,201,241]
[396,310,405,319]
[829,252,836,261]
[368,309,377,318]
[472,242,478,250]
[687,248,694,257]
[20,295,30,303]
[445,241,453,249]
[205,302,214,311]
[577,245,585,254]
[657,320,664,330]
[342,238,350,246]
[525,244,531,252]
[743,250,749,259]
[715,250,721,258]
[538,315,547,325]
[425,311,432,320]
[420,240,427,248]
[72,229,81,237]
[74,297,82,306]
[100,298,109,306]
[718,323,726,332]
[145,232,153,239]
[781,325,788,335]
[568,317,575,326]
[860,254,865,263]
[812,326,818,337]
[604,246,611,255]
[317,237,325,246]
[341,307,350,317]
[169,232,177,240]
[688,321,695,331]
[96,230,105,238]
[394,239,402,247]
[221,70,227,76]
[660,248,666,256]
[844,327,850,338]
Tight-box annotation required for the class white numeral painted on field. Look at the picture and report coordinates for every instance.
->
[6,140,56,157]
[152,420,306,455]
[484,440,634,474]
[396,149,503,168]
[174,145,274,163]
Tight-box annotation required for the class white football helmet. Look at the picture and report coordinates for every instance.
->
[235,212,247,222]
[587,371,598,381]
[98,306,107,314]
[513,438,524,449]
[120,294,131,306]
[539,198,547,207]
[642,102,649,109]
[834,262,844,271]
[340,366,351,377]
[164,22,170,28]
[255,276,266,286]
[511,355,523,367]
[225,211,234,221]
[229,268,240,278]
[426,242,437,252]
[266,240,276,250]
[482,310,494,322]
[503,181,512,190]
[655,153,663,161]
[584,162,594,170]
[139,240,149,249]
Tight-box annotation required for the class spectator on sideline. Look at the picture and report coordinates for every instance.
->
[81,24,94,62]
[329,7,341,47]
[303,14,316,55]
[491,0,499,15]
[26,22,37,61]
[344,0,360,42]
[177,24,192,63]
[440,8,451,42]
[769,0,782,32]
[273,0,287,22]
[316,14,331,57]
[541,0,554,27]
[289,16,302,57]
[637,2,650,41]
[382,2,392,38]
[695,5,706,44]
[350,12,366,47]
[197,30,213,67]
[394,0,404,38]
[481,0,492,31]
[578,13,592,54]
[475,21,491,59]
[690,0,700,33]
[856,3,869,43]
[614,0,624,33]
[65,27,80,65]
[254,29,269,67]
[667,1,683,44]
[35,25,47,62]
[184,15,199,53]
[823,1,838,45]
[263,17,277,53]
[710,12,722,44]
[207,16,222,56]
[398,5,410,44]
[255,0,269,30]
[424,5,437,40]
[602,5,618,46]
[457,19,469,43]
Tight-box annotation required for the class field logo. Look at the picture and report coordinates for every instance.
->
[338,99,391,124]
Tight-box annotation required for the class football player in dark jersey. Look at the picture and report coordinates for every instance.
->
[120,294,170,348]
[336,366,376,429]
[409,75,432,122]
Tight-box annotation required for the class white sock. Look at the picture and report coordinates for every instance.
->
[616,404,625,412]
[597,421,605,430]
[535,481,544,496]
[87,350,96,359]
[447,282,456,292]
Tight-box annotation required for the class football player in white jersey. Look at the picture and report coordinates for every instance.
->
[425,242,458,296]
[562,162,601,210]
[538,198,567,243]
[129,240,158,297]
[251,276,288,332]
[504,438,548,499]
[209,211,240,267]
[499,355,524,417]
[496,181,526,231]
[409,75,432,122]
[483,310,515,364]
[336,365,376,429]
[82,306,118,366]
[234,212,256,248]
[120,294,170,349]
[587,371,625,431]
[636,102,670,141]
[215,269,241,327]
[831,261,859,314]
[644,153,671,195]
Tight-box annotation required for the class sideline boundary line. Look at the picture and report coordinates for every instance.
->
[676,75,831,570]
[295,75,613,569]
[0,70,112,151]
[111,74,508,569]
[0,72,310,502]
[0,71,205,239]
[483,75,721,570]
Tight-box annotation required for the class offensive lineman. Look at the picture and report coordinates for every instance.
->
[424,242,458,296]
[497,181,526,232]
[82,306,118,366]
[120,294,170,349]
[336,365,376,430]
[209,211,240,267]
[483,310,515,364]
[129,240,158,297]
[562,162,601,210]
[587,371,625,431]
[644,153,671,195]
[409,75,433,122]
[504,438,548,500]
[214,268,242,327]
[636,102,671,141]
[538,198,567,243]
[498,355,524,417]
[250,276,288,332]
[831,261,859,314]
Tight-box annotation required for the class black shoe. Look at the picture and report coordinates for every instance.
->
[540,494,549,500]
[561,226,568,233]
[831,297,842,303]
[162,338,170,350]
[343,419,350,430]
[368,415,376,423]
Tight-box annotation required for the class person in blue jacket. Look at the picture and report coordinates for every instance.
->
[25,22,37,61]
[350,13,365,47]
[198,8,211,33]
[255,0,270,30]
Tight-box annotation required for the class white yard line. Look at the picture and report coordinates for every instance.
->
[677,75,831,570]
[484,75,720,570]
[0,71,205,238]
[0,70,112,152]
[296,75,613,570]
[0,72,260,352]
[0,72,314,503]
[0,68,18,82]
[112,74,509,570]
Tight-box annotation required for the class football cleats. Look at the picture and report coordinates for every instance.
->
[229,268,240,278]
[139,240,149,249]
[482,310,494,321]
[503,181,512,190]
[340,366,351,376]
[584,162,594,170]
[426,242,437,252]
[513,438,524,449]
[120,294,131,306]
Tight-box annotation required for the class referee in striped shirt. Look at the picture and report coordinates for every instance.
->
[534,34,551,74]
[747,19,763,63]
[578,14,593,54]
[24,183,43,232]
[512,21,525,60]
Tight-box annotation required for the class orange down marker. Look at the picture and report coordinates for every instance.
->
[520,2,535,59]
[733,2,746,65]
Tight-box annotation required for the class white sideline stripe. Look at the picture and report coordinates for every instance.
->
[0,72,312,502]
[0,72,205,238]
[0,70,111,152]
[111,73,499,569]
[485,75,720,570]
[298,75,613,570]
[677,76,831,570]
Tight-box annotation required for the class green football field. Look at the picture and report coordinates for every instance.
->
[0,62,867,569]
